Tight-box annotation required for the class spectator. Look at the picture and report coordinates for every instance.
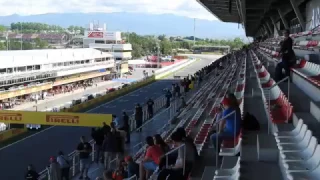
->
[48,156,62,180]
[139,136,164,180]
[165,90,172,108]
[174,84,181,97]
[102,122,111,136]
[210,93,241,154]
[102,122,126,169]
[146,98,154,119]
[57,151,70,180]
[76,136,92,179]
[180,97,187,110]
[24,164,39,180]
[103,170,114,180]
[112,160,127,180]
[113,115,124,130]
[124,156,139,179]
[157,131,196,180]
[135,103,143,132]
[153,134,170,153]
[171,84,176,97]
[120,111,130,144]
[91,128,104,163]
[275,29,296,82]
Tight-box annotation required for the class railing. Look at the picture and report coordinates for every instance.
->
[214,110,236,167]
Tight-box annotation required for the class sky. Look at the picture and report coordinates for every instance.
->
[0,0,217,21]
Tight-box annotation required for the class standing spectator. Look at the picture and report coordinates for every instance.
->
[174,84,181,97]
[139,136,164,180]
[102,122,111,136]
[171,84,176,97]
[113,115,124,130]
[24,164,39,180]
[146,98,154,119]
[91,128,104,163]
[48,156,62,180]
[124,156,139,179]
[165,90,172,108]
[135,103,143,132]
[76,136,92,180]
[57,151,70,180]
[120,111,130,144]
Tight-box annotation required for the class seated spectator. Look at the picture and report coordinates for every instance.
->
[153,134,170,153]
[112,160,127,180]
[103,170,114,180]
[157,131,196,180]
[139,136,164,180]
[175,127,198,159]
[25,164,39,180]
[210,93,241,154]
[124,156,139,179]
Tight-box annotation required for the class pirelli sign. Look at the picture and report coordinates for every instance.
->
[0,110,112,127]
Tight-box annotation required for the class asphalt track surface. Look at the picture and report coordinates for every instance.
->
[0,57,218,180]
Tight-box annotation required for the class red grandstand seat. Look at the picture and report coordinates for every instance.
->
[269,94,293,123]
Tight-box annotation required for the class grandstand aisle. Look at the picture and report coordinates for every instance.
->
[0,57,216,180]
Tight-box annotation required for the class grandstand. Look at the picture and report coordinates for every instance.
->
[2,0,320,179]
[0,33,68,44]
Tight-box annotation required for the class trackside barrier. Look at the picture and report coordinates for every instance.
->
[38,58,200,179]
[0,128,27,143]
[155,59,197,79]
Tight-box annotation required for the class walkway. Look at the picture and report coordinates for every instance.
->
[0,59,216,180]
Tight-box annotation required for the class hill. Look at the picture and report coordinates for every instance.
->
[0,13,245,39]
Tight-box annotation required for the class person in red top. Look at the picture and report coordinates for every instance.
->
[139,136,163,180]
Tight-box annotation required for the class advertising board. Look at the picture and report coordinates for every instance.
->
[0,111,112,127]
[87,31,104,38]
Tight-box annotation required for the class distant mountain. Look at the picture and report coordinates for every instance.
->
[0,13,245,39]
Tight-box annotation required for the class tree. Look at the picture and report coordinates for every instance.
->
[0,25,6,32]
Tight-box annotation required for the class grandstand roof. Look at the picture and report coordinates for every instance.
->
[0,48,112,68]
[197,0,307,37]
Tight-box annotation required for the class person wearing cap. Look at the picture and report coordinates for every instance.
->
[124,156,139,179]
[48,156,62,180]
[210,93,241,154]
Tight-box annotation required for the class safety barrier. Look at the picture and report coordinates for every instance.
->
[155,59,197,79]
[0,128,27,142]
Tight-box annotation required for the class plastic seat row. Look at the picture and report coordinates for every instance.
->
[275,119,320,180]
[194,63,238,154]
[292,59,320,86]
[250,51,293,124]
[147,58,239,180]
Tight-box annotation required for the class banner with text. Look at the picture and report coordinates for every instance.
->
[0,111,112,127]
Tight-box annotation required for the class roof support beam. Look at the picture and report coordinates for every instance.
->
[289,0,306,31]
[270,17,281,36]
[266,21,273,36]
[278,9,289,29]
[263,24,270,36]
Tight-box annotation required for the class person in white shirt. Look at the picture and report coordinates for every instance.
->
[56,151,70,180]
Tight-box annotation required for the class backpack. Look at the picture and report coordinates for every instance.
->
[242,112,260,131]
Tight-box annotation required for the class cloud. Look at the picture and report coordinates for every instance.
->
[0,0,217,20]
